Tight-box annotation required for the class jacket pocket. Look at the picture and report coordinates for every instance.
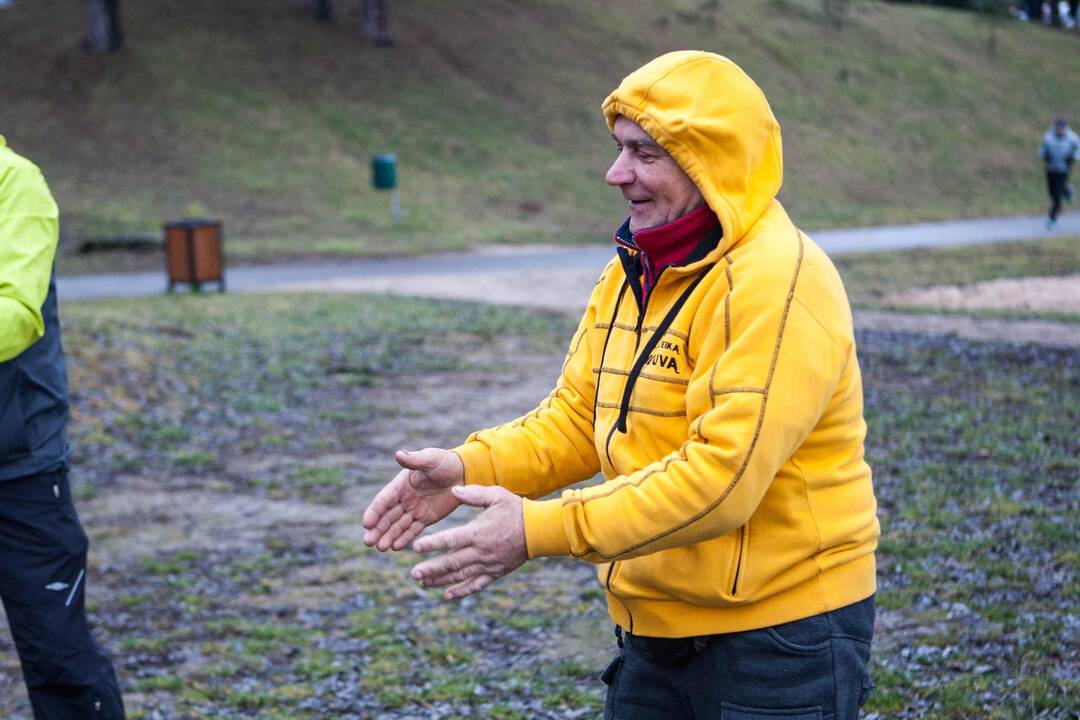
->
[0,368,30,459]
[612,532,744,606]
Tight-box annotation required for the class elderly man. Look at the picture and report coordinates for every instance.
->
[363,52,879,719]
[0,136,126,719]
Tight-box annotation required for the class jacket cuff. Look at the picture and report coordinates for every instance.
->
[522,498,572,558]
[452,442,496,487]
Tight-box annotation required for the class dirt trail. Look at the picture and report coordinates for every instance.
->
[277,268,1080,349]
[854,310,1080,349]
[883,273,1080,314]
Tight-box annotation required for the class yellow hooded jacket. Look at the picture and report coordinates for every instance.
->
[455,52,879,638]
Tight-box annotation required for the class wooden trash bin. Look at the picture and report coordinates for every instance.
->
[164,219,225,292]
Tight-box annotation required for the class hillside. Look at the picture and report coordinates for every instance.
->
[1,0,1077,267]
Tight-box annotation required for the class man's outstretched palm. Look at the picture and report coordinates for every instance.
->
[362,448,464,551]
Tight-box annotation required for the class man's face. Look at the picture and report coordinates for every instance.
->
[1055,121,1067,136]
[606,116,704,234]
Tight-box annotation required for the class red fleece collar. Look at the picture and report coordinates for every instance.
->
[632,205,719,275]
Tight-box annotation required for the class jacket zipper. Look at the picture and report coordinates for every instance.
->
[632,263,658,352]
[731,524,747,596]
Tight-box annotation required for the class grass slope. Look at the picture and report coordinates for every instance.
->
[1,0,1078,266]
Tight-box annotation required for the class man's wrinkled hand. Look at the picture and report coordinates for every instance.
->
[362,447,464,552]
[410,485,528,600]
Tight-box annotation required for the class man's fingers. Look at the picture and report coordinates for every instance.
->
[362,498,404,548]
[415,562,485,589]
[391,519,427,551]
[450,484,501,509]
[372,503,405,536]
[377,510,416,552]
[444,573,495,600]
[413,526,470,554]
[361,472,406,529]
[395,448,438,472]
[411,547,482,584]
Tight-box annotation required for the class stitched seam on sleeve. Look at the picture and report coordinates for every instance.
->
[563,437,695,510]
[708,361,719,409]
[563,326,589,373]
[567,232,807,560]
[507,385,571,428]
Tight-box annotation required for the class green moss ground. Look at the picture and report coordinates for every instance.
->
[1,290,1058,718]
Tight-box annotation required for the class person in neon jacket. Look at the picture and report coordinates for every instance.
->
[0,136,126,719]
[363,53,878,719]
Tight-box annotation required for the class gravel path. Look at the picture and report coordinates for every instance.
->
[58,213,1080,349]
[58,212,1080,302]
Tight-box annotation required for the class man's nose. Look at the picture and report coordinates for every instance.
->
[606,152,634,186]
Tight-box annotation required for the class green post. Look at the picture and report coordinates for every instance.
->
[372,153,400,224]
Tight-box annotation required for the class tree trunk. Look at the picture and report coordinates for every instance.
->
[822,0,851,30]
[312,0,333,22]
[699,0,720,30]
[84,0,123,53]
[360,0,393,46]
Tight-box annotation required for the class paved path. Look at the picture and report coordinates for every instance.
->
[59,212,1079,302]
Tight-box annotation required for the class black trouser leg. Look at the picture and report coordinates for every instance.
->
[0,472,125,720]
[1047,171,1067,221]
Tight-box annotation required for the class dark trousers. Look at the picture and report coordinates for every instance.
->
[1047,171,1069,221]
[602,596,875,720]
[0,471,125,719]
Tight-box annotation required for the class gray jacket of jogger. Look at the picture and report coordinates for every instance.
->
[1040,126,1080,173]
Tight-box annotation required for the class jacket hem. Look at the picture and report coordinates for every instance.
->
[605,553,876,638]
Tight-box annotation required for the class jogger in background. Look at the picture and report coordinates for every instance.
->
[1039,116,1079,229]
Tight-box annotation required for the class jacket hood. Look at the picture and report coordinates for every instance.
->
[603,51,783,245]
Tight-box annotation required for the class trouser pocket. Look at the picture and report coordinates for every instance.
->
[600,653,623,686]
[719,702,822,719]
[601,654,624,720]
[691,618,833,716]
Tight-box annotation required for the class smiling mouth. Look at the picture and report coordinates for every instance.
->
[628,199,652,209]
